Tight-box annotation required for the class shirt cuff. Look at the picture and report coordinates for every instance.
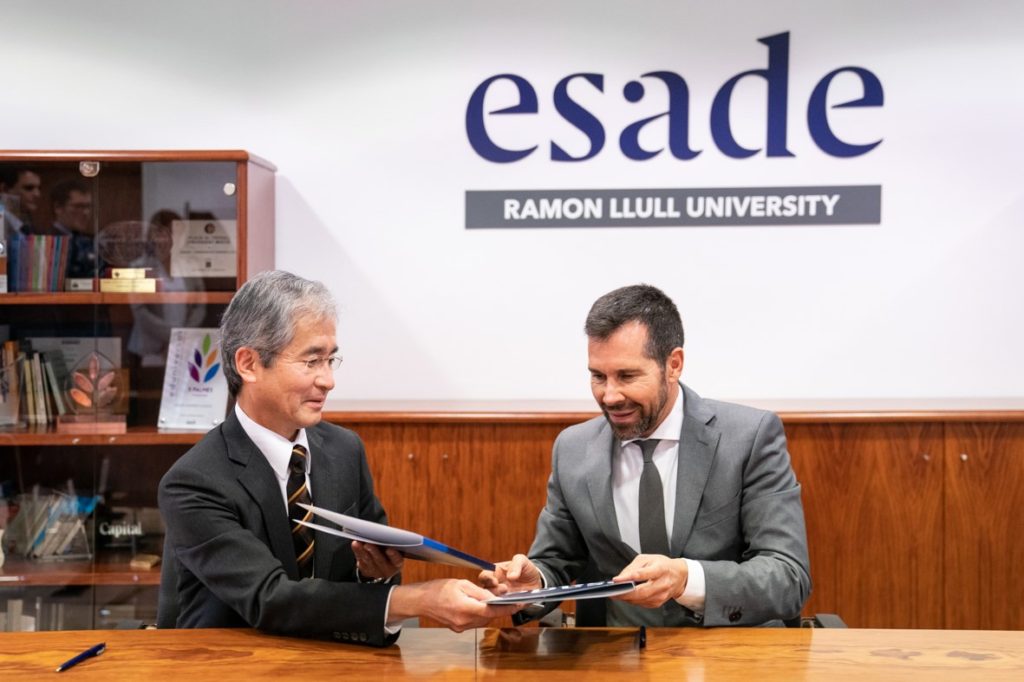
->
[675,559,705,614]
[383,585,403,635]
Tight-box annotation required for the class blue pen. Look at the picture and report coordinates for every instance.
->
[55,642,105,673]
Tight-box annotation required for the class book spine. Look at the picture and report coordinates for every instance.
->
[7,342,21,416]
[32,353,48,424]
[43,357,66,416]
[32,236,43,292]
[21,357,35,424]
[57,236,69,292]
[47,235,56,291]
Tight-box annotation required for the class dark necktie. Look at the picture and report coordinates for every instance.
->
[638,439,671,556]
[287,444,315,578]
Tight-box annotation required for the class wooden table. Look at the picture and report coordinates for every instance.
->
[0,627,1021,680]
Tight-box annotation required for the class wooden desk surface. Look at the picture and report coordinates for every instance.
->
[1,627,1022,680]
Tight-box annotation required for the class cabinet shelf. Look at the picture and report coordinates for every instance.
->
[0,292,235,305]
[0,558,160,586]
[0,425,208,446]
[0,149,274,629]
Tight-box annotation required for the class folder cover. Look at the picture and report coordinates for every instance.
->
[486,580,638,604]
[295,503,495,570]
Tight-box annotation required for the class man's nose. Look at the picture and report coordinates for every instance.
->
[602,379,624,405]
[314,367,335,390]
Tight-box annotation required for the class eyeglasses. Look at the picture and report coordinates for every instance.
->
[281,355,343,373]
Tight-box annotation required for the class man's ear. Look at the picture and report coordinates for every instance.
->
[235,347,262,386]
[666,347,684,382]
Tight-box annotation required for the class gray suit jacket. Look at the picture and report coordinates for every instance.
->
[157,411,398,646]
[528,384,810,627]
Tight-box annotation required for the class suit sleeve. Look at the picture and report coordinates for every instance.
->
[527,430,590,587]
[158,440,395,646]
[699,412,812,625]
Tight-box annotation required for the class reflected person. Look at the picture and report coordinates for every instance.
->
[50,179,98,278]
[0,165,42,237]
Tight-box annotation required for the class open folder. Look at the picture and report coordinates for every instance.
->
[487,580,639,604]
[294,503,495,570]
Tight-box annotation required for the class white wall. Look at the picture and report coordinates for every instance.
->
[6,1,1023,401]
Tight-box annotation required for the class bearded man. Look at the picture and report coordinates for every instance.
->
[482,284,810,627]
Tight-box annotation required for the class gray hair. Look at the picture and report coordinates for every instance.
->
[220,270,336,396]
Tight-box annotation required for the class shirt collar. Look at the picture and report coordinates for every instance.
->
[623,383,684,445]
[234,403,310,482]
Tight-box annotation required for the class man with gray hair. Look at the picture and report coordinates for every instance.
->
[482,284,810,627]
[159,270,518,645]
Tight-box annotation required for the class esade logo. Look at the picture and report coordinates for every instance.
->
[466,32,883,163]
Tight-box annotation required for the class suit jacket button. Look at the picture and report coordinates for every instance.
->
[729,611,742,623]
[333,632,342,640]
[359,633,367,642]
[342,632,350,640]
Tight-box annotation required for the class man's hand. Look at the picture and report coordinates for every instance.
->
[388,579,523,632]
[351,540,404,581]
[479,554,544,595]
[611,554,689,609]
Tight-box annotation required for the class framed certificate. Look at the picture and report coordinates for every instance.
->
[170,219,238,277]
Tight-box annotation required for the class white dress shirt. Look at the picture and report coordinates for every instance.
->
[613,389,706,614]
[235,403,312,508]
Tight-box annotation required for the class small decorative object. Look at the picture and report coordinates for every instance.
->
[56,351,126,434]
[78,160,101,178]
[97,220,149,269]
[158,328,229,430]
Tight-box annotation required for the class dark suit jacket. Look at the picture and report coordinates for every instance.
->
[528,384,811,627]
[157,411,398,646]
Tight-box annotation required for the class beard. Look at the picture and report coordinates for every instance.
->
[600,377,670,440]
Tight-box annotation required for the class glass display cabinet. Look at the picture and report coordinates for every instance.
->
[0,150,274,630]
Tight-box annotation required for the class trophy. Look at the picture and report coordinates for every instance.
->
[96,220,158,292]
[56,350,127,434]
[97,220,148,267]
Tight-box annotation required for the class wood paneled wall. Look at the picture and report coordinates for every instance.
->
[332,413,1024,630]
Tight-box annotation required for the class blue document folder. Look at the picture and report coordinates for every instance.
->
[295,503,495,571]
[486,580,639,604]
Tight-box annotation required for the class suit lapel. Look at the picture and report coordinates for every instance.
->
[306,426,344,579]
[224,413,300,579]
[670,384,720,556]
[585,422,636,564]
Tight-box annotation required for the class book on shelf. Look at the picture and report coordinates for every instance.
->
[0,340,21,426]
[0,234,7,293]
[31,352,47,424]
[2,351,68,425]
[20,356,35,424]
[5,233,71,292]
[43,356,67,416]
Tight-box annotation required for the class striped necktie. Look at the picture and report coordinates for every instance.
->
[287,444,315,578]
